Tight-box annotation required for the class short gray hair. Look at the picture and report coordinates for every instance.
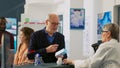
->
[103,23,119,41]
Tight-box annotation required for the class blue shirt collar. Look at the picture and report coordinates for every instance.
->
[43,27,56,37]
[43,28,56,43]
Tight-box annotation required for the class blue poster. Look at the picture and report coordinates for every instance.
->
[70,8,85,29]
[97,11,111,34]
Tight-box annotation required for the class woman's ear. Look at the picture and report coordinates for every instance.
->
[107,31,111,38]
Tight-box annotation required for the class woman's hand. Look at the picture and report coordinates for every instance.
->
[63,59,74,64]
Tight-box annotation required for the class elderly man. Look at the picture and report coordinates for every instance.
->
[27,13,67,63]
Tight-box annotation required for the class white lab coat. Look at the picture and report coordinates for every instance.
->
[74,39,120,68]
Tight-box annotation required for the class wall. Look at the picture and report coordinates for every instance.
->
[102,0,115,23]
[115,0,120,5]
[69,0,102,60]
[81,0,103,58]
[24,4,54,22]
[69,0,84,60]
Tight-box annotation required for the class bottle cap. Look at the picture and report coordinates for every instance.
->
[36,53,40,57]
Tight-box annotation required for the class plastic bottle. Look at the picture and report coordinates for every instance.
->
[34,53,43,66]
[56,57,63,65]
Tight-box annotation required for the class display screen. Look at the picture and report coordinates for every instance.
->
[5,18,18,52]
[6,18,17,35]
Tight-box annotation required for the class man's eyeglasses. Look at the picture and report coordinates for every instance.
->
[50,22,60,25]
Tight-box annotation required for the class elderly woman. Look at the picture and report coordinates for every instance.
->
[63,23,120,68]
[13,27,34,65]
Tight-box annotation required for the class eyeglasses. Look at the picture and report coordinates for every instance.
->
[49,22,60,25]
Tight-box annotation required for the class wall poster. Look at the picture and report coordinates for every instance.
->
[97,11,111,40]
[70,8,85,29]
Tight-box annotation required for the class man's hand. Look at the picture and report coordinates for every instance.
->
[46,44,59,53]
